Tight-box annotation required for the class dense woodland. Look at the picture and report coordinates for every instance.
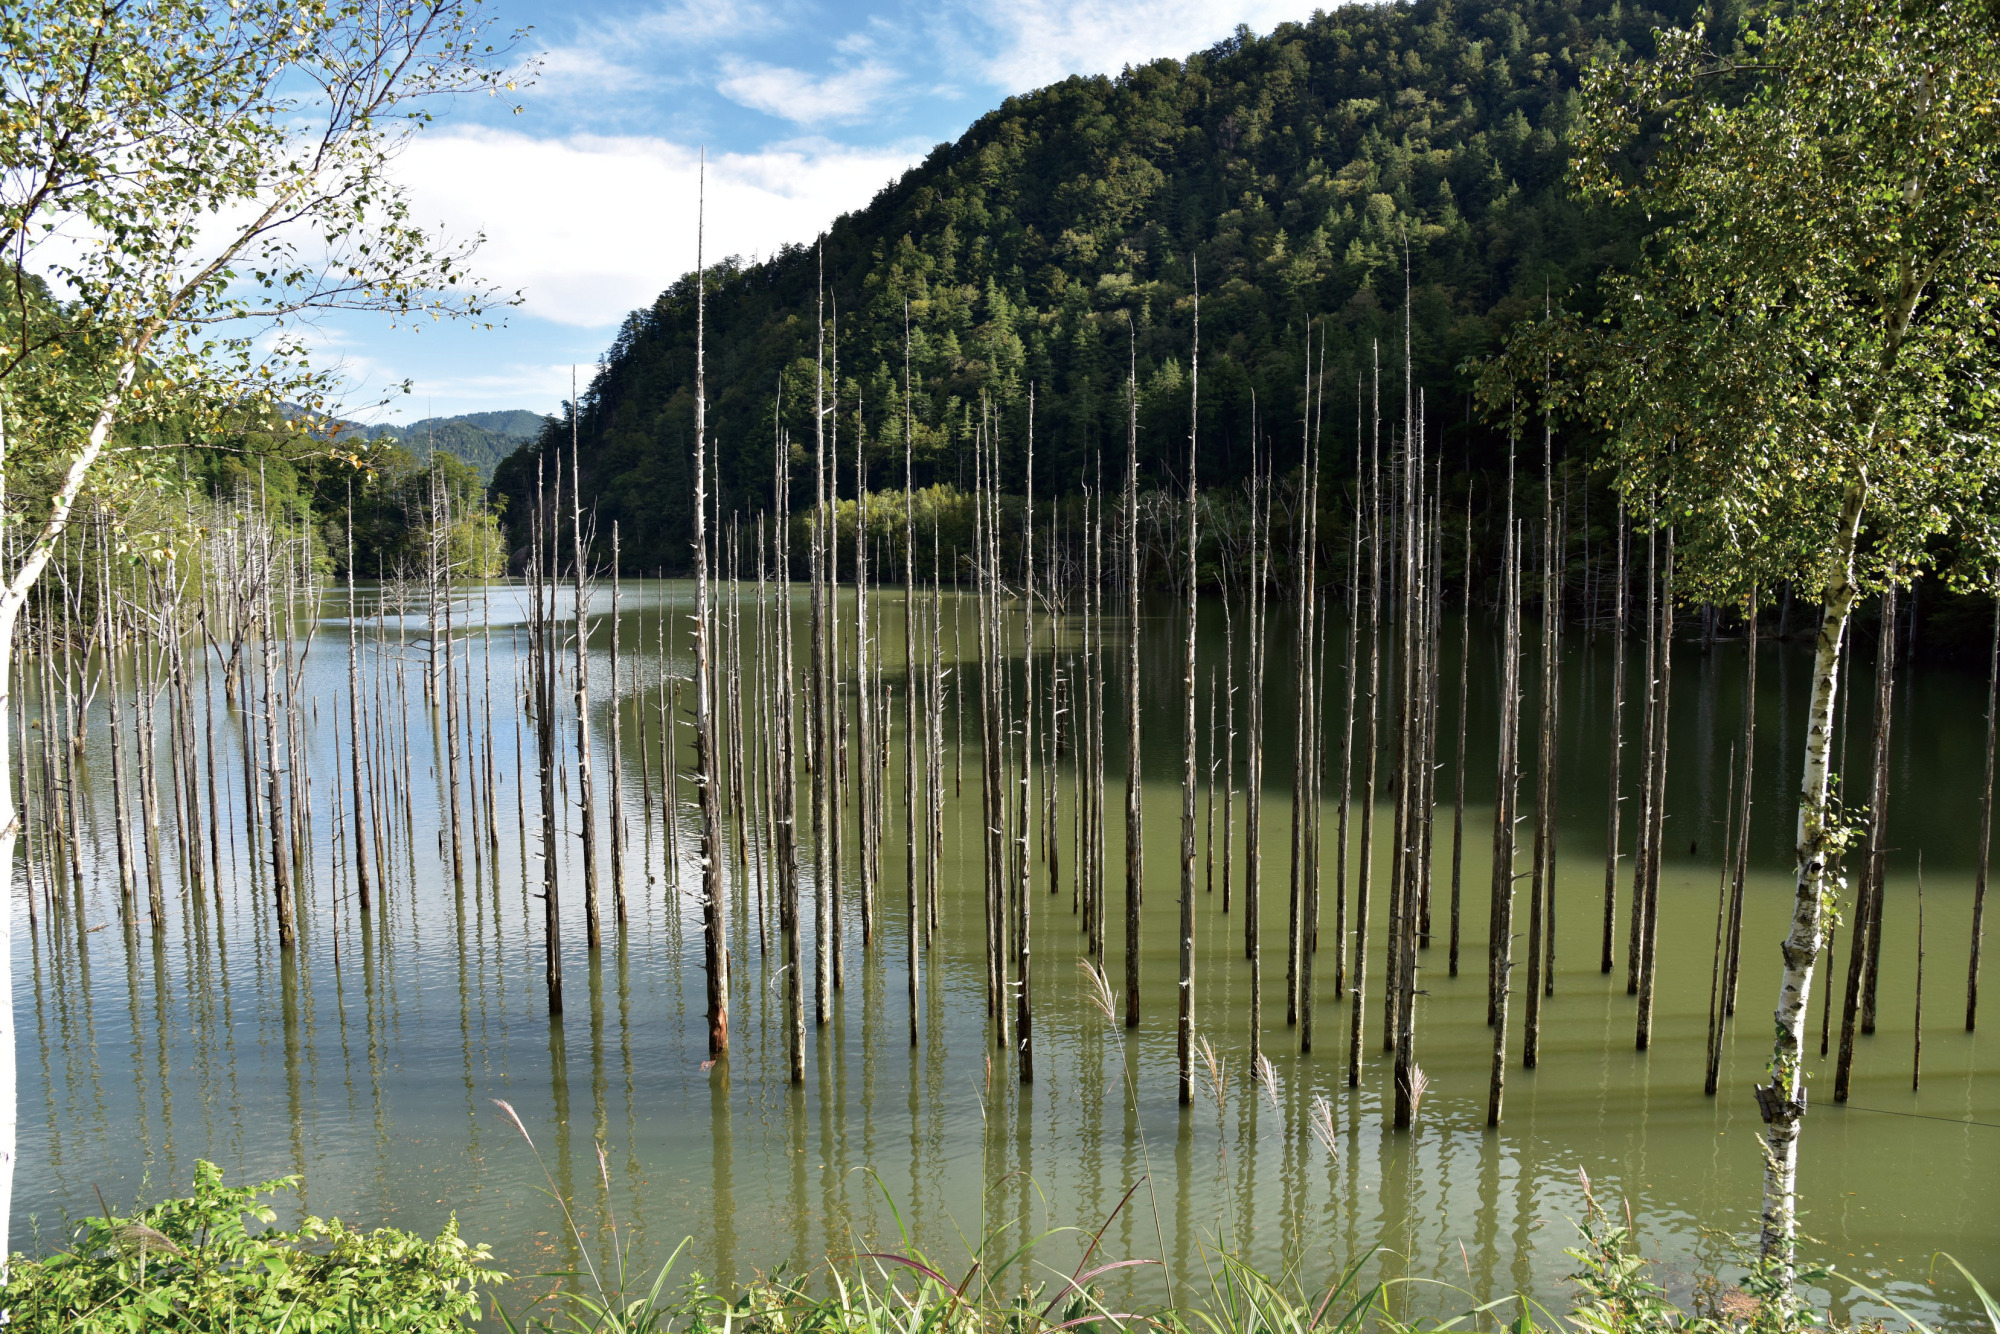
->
[494,0,1699,578]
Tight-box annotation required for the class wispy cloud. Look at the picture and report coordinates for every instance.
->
[716,57,901,124]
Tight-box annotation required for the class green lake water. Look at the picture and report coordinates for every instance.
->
[17,582,1996,1325]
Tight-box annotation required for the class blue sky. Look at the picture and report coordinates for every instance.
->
[330,0,1311,425]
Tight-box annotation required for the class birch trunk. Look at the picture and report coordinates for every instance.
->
[1755,479,1865,1269]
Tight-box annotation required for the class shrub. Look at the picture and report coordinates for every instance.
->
[3,1159,506,1332]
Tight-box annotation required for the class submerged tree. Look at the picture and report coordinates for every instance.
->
[1518,0,2000,1283]
[0,0,518,1260]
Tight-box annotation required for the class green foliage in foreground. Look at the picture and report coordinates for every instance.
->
[10,1159,1997,1334]
[3,1161,505,1332]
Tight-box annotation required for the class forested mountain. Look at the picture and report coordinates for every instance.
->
[377,410,545,477]
[494,0,1703,573]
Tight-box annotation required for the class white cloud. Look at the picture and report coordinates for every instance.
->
[617,0,780,46]
[530,45,649,96]
[392,126,922,328]
[966,0,1307,92]
[716,58,901,124]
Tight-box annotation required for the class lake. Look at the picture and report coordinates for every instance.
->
[15,580,1996,1326]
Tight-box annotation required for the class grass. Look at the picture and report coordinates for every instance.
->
[8,1118,1993,1334]
[481,1107,1996,1334]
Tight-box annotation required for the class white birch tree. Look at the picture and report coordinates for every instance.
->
[1503,0,2000,1287]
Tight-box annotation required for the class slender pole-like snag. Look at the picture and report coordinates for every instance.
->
[973,411,1001,1033]
[346,488,372,914]
[1019,387,1037,1083]
[1348,345,1382,1091]
[1124,329,1144,1030]
[1288,333,1315,1027]
[1449,488,1470,976]
[1636,531,1674,1050]
[1524,417,1556,1067]
[259,502,296,950]
[903,301,920,1047]
[1860,587,1898,1038]
[1246,424,1270,1063]
[1628,522,1657,995]
[534,451,565,1015]
[1390,403,1424,1127]
[609,526,626,924]
[1970,597,1998,1031]
[1723,592,1759,1017]
[691,169,730,1056]
[1333,386,1360,999]
[1383,287,1416,1058]
[1177,274,1199,1107]
[1913,858,1925,1090]
[774,388,805,1082]
[856,388,876,952]
[810,252,833,1027]
[1836,584,1898,1099]
[441,471,467,893]
[1222,603,1235,917]
[1298,351,1325,1056]
[571,368,602,950]
[1486,437,1520,1126]
[1705,745,1739,1095]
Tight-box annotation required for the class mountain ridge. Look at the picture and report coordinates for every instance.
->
[494,0,1690,572]
[331,409,546,478]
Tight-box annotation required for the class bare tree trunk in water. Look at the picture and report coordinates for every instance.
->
[1336,380,1368,996]
[346,494,372,914]
[1723,592,1759,1017]
[569,377,601,950]
[1449,489,1471,977]
[692,180,730,1056]
[903,303,921,1048]
[774,399,805,1083]
[1245,441,1270,1064]
[1706,748,1739,1096]
[1124,340,1144,1029]
[609,528,626,924]
[1347,346,1381,1091]
[1177,284,1199,1107]
[1288,339,1315,1028]
[1970,599,1998,1031]
[1524,424,1556,1068]
[1635,532,1674,1049]
[1859,585,1898,1039]
[1018,389,1037,1083]
[1486,447,1520,1126]
[1837,583,1897,1099]
[1603,502,1627,974]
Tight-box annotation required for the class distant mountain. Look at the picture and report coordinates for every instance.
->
[372,410,548,477]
